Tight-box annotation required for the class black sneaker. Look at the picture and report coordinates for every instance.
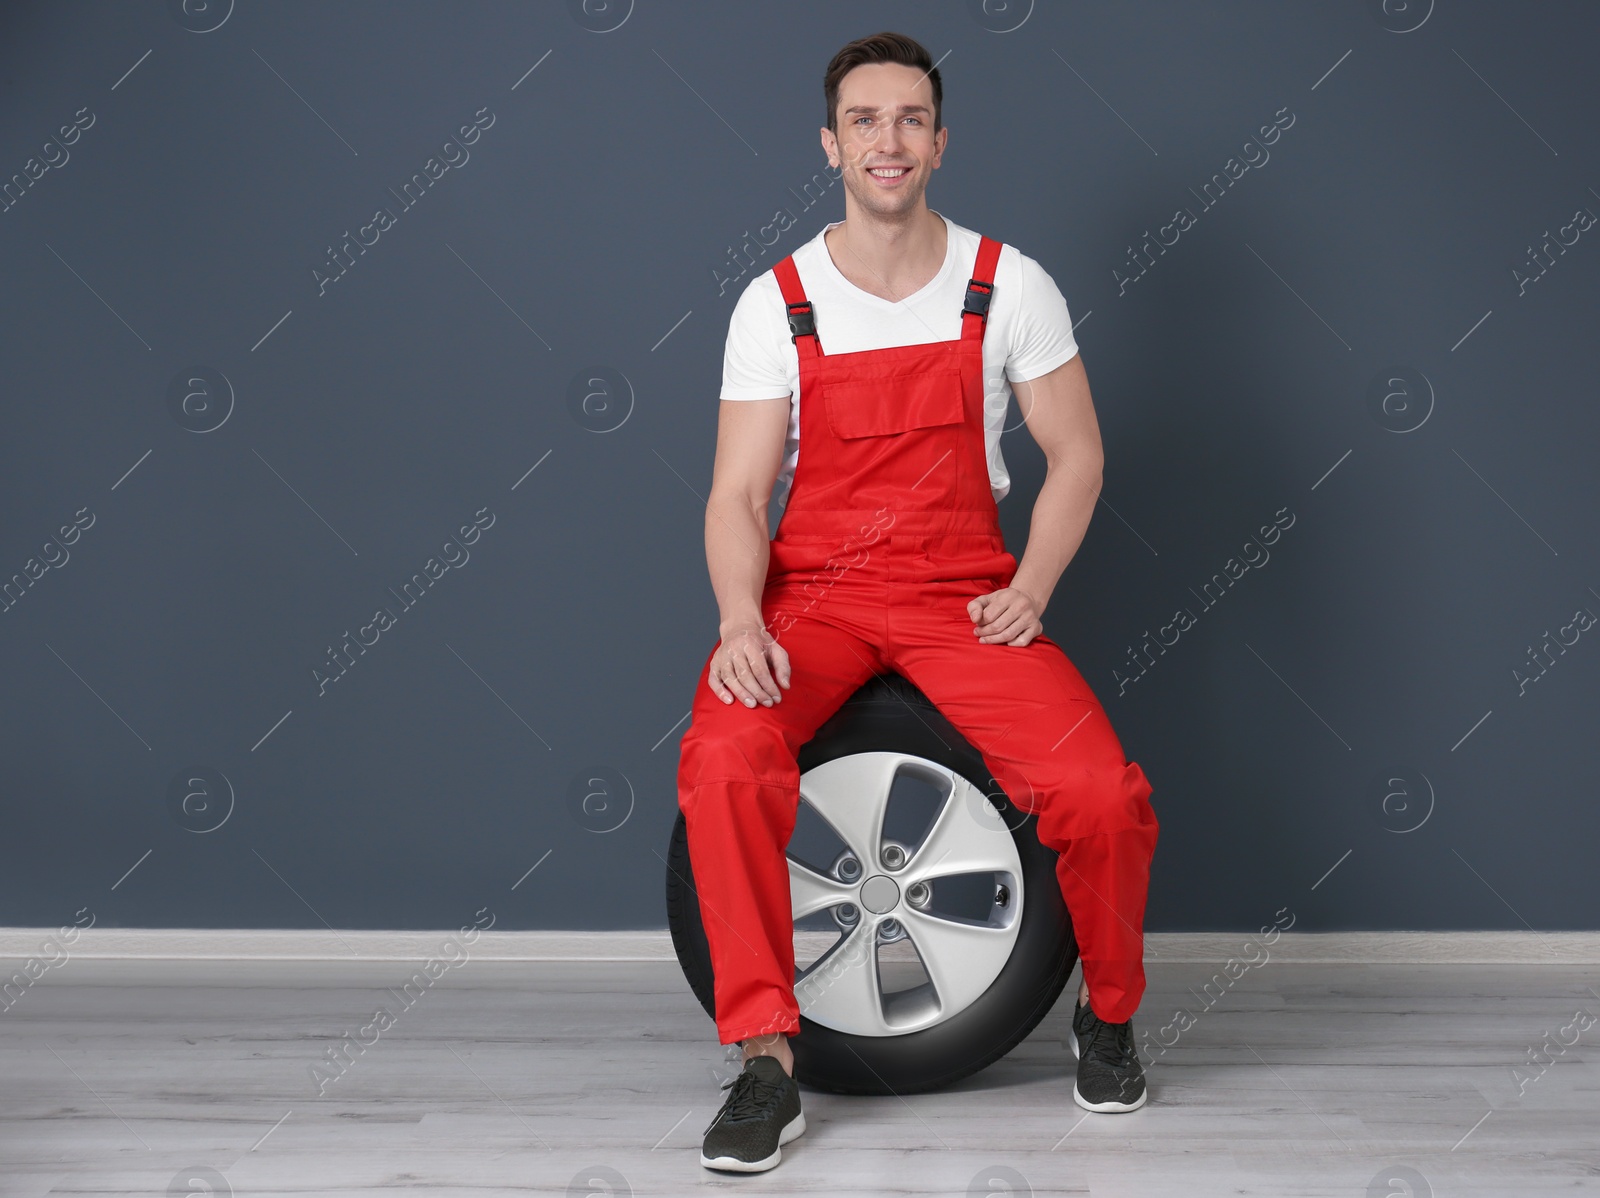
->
[700,1055,805,1172]
[1070,997,1148,1112]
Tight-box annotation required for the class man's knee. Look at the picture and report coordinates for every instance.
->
[1024,756,1156,843]
[678,714,799,800]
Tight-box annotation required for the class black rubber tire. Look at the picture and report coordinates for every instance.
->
[665,672,1078,1095]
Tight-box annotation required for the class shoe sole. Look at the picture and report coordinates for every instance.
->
[1073,1082,1148,1113]
[700,1111,806,1173]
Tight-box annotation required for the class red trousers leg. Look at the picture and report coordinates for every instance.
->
[1052,824,1160,1023]
[885,585,1159,1025]
[675,593,884,1045]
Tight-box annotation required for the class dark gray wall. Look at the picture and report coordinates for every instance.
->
[2,1,1595,934]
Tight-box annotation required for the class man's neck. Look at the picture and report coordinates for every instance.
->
[823,205,946,303]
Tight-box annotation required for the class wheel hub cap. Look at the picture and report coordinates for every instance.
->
[858,874,899,914]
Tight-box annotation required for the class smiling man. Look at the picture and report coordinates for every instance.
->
[676,31,1160,1173]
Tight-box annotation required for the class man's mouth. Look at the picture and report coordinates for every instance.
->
[867,166,909,180]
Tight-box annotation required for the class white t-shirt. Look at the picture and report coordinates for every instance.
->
[720,211,1080,506]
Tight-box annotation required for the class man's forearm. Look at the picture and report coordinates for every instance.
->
[705,496,771,635]
[1010,451,1103,614]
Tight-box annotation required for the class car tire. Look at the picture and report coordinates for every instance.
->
[665,672,1078,1095]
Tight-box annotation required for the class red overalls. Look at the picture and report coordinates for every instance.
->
[677,234,1158,1045]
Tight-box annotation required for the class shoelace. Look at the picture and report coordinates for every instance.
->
[705,1066,785,1132]
[1081,1010,1138,1068]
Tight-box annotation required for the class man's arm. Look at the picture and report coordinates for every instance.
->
[704,396,793,705]
[968,354,1106,646]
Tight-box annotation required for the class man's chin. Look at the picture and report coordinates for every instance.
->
[844,180,928,218]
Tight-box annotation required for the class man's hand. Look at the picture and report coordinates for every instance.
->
[709,622,792,707]
[967,587,1045,646]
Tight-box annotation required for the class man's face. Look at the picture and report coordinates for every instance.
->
[823,62,945,218]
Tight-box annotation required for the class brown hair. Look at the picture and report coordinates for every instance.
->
[823,31,942,135]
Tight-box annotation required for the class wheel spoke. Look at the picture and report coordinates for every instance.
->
[899,907,1019,1014]
[798,752,901,866]
[794,923,890,1036]
[788,856,853,921]
[901,776,1021,885]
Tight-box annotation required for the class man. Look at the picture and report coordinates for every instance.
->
[677,30,1159,1174]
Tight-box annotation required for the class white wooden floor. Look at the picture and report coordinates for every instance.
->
[2,958,1593,1196]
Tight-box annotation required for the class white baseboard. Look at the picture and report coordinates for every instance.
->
[3,928,1598,965]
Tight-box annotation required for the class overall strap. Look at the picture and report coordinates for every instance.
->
[960,234,1003,342]
[772,255,821,360]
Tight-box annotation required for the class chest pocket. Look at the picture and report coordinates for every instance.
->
[822,365,964,440]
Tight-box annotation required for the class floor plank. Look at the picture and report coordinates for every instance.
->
[1,960,1594,1196]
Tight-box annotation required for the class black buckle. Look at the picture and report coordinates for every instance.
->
[786,301,816,341]
[962,279,993,317]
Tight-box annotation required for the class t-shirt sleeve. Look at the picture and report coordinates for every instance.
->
[720,274,793,401]
[1002,251,1080,384]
